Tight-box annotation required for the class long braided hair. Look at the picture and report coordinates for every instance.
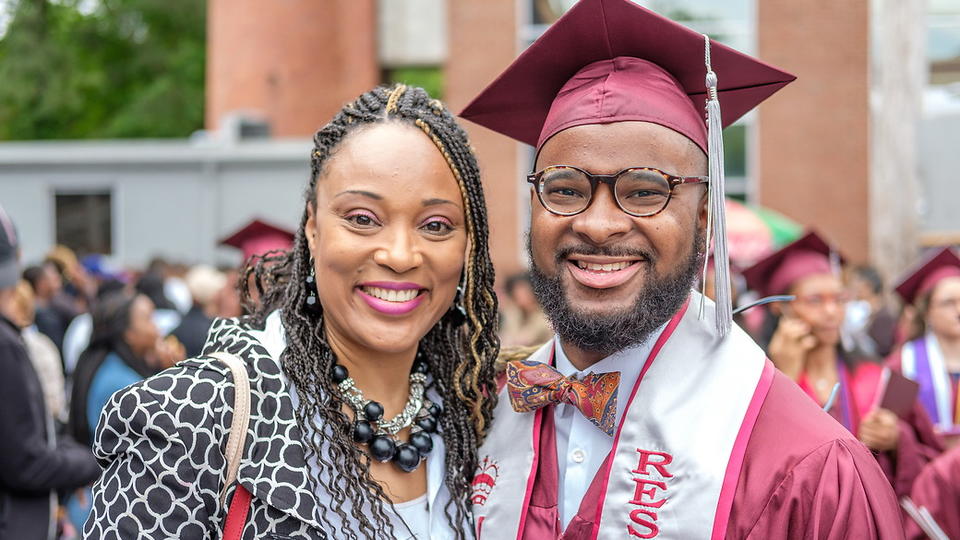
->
[240,84,499,539]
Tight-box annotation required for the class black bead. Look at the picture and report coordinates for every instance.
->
[352,420,373,444]
[369,435,396,462]
[444,303,467,325]
[394,444,422,472]
[427,402,441,417]
[412,360,428,374]
[363,401,384,422]
[331,364,349,384]
[416,415,437,433]
[410,431,433,456]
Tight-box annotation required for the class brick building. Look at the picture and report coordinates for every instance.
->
[203,0,957,286]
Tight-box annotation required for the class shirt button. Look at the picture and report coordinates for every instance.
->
[571,448,586,463]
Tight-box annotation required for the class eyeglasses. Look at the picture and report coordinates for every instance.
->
[526,165,708,217]
[793,292,851,308]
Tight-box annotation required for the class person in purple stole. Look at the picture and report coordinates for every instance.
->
[887,248,960,448]
[744,231,943,499]
[459,0,903,537]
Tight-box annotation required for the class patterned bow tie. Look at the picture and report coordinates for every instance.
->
[506,359,620,436]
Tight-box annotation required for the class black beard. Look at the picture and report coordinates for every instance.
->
[528,228,704,357]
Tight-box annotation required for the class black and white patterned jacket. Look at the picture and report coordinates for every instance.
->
[84,316,334,539]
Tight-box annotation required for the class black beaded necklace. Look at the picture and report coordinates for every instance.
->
[332,355,441,473]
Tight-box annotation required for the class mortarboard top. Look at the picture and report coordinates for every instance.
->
[742,231,843,298]
[894,247,960,305]
[460,0,796,154]
[220,219,295,261]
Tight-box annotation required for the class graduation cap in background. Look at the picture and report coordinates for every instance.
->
[460,0,796,336]
[220,219,295,261]
[894,247,960,306]
[742,231,845,298]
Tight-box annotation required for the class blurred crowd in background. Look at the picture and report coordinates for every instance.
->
[4,197,958,537]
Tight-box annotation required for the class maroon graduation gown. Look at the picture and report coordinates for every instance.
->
[522,369,904,539]
[905,444,960,540]
[801,360,944,497]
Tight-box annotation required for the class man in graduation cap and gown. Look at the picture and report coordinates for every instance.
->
[459,0,903,538]
[744,231,943,499]
[887,247,960,445]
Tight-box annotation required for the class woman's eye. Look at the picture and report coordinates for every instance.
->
[345,212,379,228]
[421,218,453,235]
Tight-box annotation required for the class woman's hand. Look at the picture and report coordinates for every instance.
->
[149,336,186,370]
[858,408,900,452]
[768,316,816,380]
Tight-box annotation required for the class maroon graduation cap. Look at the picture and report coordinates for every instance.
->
[894,247,960,305]
[743,231,844,298]
[220,219,295,261]
[460,0,795,153]
[460,0,796,336]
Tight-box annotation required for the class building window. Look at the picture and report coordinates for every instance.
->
[55,192,112,256]
[378,0,447,99]
[382,66,445,100]
[929,0,960,85]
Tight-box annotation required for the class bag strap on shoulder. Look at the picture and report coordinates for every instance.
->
[207,351,251,506]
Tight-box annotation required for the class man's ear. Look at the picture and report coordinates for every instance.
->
[698,188,709,230]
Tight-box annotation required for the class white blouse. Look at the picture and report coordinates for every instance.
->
[393,493,431,539]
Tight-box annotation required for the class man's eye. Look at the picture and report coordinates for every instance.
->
[548,187,587,198]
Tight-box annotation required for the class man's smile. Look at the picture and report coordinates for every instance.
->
[565,255,645,289]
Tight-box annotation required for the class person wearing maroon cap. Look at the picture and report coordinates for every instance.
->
[745,231,942,500]
[220,219,296,311]
[460,0,901,537]
[220,218,296,263]
[887,248,960,446]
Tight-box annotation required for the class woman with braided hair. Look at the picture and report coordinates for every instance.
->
[84,84,500,540]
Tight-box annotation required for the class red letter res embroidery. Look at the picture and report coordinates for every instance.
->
[627,449,674,538]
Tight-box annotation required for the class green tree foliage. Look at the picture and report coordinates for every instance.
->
[0,0,206,140]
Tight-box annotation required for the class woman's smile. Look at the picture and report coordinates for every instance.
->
[356,281,428,315]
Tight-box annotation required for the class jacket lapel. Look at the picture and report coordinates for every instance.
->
[209,317,329,533]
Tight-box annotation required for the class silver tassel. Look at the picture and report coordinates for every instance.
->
[702,34,733,337]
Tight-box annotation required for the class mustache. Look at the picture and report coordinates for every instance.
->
[555,244,654,264]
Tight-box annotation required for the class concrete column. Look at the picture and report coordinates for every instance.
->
[869,0,926,281]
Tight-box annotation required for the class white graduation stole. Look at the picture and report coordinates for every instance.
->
[472,293,772,540]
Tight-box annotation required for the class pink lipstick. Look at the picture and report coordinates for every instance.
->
[356,281,426,315]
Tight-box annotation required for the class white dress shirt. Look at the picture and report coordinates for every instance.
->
[552,324,666,530]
